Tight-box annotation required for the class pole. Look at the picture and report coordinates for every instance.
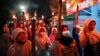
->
[31,19,37,56]
[22,11,26,27]
[13,19,17,28]
[58,0,62,32]
[52,12,54,27]
[12,14,17,28]
[75,5,79,20]
[74,5,79,25]
[57,0,62,56]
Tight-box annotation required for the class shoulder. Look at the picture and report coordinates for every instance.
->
[25,40,32,49]
[8,44,15,53]
[45,36,50,40]
[80,31,84,34]
[26,40,32,45]
[7,44,16,56]
[79,31,85,37]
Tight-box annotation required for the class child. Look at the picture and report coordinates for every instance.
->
[7,28,32,56]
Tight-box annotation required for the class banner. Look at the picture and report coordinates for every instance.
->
[66,0,99,16]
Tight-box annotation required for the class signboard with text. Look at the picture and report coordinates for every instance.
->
[66,0,99,16]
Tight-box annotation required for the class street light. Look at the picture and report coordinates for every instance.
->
[19,5,27,12]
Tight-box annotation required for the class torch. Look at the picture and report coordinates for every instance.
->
[52,12,55,27]
[31,11,38,56]
[12,14,17,28]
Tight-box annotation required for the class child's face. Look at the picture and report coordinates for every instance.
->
[52,29,57,34]
[3,24,9,33]
[19,23,24,28]
[16,32,27,44]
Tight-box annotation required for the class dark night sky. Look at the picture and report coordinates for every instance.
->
[0,0,52,21]
[0,0,53,34]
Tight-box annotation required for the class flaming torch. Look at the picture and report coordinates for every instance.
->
[12,14,17,28]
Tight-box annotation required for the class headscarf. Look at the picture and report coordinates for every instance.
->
[36,27,51,50]
[58,25,73,46]
[38,27,48,37]
[49,27,57,43]
[60,25,69,33]
[80,19,100,47]
[11,28,28,42]
[7,28,31,56]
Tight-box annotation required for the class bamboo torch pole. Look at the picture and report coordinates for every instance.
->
[76,5,79,20]
[58,0,62,33]
[12,14,17,29]
[52,12,54,27]
[74,5,79,25]
[57,0,62,56]
[31,12,37,56]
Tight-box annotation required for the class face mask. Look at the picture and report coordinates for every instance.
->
[62,31,70,37]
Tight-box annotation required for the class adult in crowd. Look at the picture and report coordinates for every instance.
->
[49,25,79,56]
[80,19,100,56]
[72,17,83,56]
[0,23,11,56]
[35,27,51,56]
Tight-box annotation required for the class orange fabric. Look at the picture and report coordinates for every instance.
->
[80,19,100,47]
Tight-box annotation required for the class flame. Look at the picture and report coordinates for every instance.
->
[12,14,17,19]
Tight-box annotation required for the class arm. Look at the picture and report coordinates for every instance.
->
[57,42,62,56]
[74,17,79,27]
[46,37,52,48]
[72,41,79,56]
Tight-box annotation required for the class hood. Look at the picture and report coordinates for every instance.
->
[61,25,69,33]
[11,28,28,42]
[51,27,57,33]
[84,19,96,28]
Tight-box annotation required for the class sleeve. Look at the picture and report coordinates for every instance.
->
[72,27,77,39]
[28,40,32,52]
[72,27,75,34]
[7,45,15,56]
[70,41,79,56]
[46,37,52,48]
[79,32,87,48]
[28,40,32,56]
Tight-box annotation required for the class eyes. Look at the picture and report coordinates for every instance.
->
[89,21,96,26]
[63,27,69,31]
[17,32,26,37]
[39,28,45,32]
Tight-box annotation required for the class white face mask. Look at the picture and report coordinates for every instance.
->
[62,31,70,37]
